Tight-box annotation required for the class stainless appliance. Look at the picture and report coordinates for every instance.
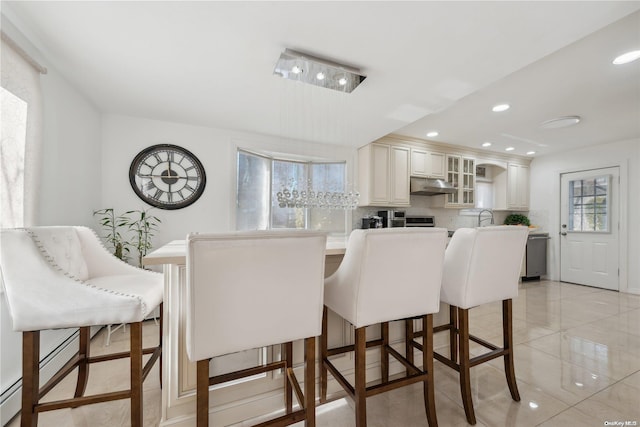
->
[523,233,550,280]
[405,215,435,227]
[377,210,406,228]
[410,177,457,196]
[361,216,382,229]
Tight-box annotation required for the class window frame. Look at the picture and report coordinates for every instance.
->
[236,148,348,234]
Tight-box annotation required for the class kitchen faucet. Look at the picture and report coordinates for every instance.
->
[478,209,494,227]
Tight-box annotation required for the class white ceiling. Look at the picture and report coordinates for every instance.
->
[3,1,640,157]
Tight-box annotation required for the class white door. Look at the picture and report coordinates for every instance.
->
[560,167,619,290]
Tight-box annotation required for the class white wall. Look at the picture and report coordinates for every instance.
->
[100,114,357,248]
[529,139,640,294]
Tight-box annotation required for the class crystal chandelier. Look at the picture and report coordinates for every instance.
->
[276,179,359,210]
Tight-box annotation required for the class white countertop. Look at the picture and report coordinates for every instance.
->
[143,236,347,266]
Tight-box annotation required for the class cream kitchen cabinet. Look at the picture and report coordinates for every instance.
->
[493,163,530,211]
[410,148,446,178]
[358,143,410,206]
[440,154,475,208]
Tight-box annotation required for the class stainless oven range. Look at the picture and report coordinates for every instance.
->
[405,215,435,227]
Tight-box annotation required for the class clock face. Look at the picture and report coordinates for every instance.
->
[129,144,206,210]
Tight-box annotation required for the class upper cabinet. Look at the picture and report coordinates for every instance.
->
[357,135,530,209]
[410,149,445,179]
[358,142,410,207]
[443,155,475,207]
[492,163,530,211]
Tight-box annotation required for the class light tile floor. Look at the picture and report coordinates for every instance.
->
[6,280,640,426]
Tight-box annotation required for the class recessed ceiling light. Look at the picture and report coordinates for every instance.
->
[316,72,325,80]
[540,115,581,129]
[426,131,439,138]
[338,77,347,86]
[526,151,536,155]
[492,103,510,112]
[613,50,640,65]
[505,147,515,151]
[482,142,492,147]
[291,65,302,74]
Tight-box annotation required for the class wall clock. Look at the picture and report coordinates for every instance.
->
[129,144,206,210]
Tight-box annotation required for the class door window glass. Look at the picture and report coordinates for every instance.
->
[568,175,609,232]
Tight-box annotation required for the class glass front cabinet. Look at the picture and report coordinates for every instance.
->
[445,155,475,207]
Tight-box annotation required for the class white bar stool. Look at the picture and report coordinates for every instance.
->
[427,226,528,425]
[186,230,327,427]
[0,226,163,427]
[320,228,448,427]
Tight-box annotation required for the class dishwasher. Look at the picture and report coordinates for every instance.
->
[522,233,550,280]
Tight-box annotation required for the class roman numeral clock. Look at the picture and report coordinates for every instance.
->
[129,144,206,210]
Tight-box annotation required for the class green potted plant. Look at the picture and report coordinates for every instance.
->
[504,213,531,226]
[124,208,162,268]
[93,208,131,260]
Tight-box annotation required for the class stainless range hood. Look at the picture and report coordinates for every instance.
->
[410,177,457,196]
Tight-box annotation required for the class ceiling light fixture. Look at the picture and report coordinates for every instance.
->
[274,48,367,93]
[613,50,640,65]
[482,142,492,147]
[505,147,515,151]
[492,103,510,112]
[526,151,536,155]
[540,115,581,129]
[426,131,439,138]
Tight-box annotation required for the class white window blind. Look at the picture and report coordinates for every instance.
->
[1,34,44,228]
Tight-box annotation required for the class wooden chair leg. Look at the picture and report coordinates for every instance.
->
[130,322,143,427]
[449,305,458,363]
[284,341,293,413]
[354,327,367,427]
[304,337,316,427]
[422,315,438,427]
[21,331,39,427]
[320,306,328,403]
[196,359,210,427]
[159,303,163,387]
[458,308,476,425]
[381,322,389,383]
[74,327,90,399]
[405,318,414,376]
[502,299,520,401]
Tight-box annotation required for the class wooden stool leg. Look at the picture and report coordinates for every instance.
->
[21,331,39,427]
[354,326,367,427]
[449,305,458,363]
[304,337,316,427]
[74,327,90,399]
[320,306,328,403]
[458,308,476,425]
[130,322,143,427]
[502,299,520,401]
[422,315,438,427]
[284,341,293,413]
[381,322,389,383]
[159,303,163,387]
[405,318,414,376]
[197,359,210,427]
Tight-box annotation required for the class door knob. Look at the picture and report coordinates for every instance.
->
[561,232,567,236]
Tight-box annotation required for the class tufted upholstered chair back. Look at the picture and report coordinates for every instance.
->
[324,227,448,329]
[440,226,529,309]
[185,230,327,362]
[0,226,163,331]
